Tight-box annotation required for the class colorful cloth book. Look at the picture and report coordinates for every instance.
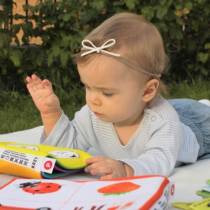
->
[0,175,174,210]
[0,142,92,179]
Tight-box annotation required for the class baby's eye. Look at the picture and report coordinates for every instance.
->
[102,92,113,97]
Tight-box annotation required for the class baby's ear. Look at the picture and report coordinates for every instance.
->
[142,79,159,102]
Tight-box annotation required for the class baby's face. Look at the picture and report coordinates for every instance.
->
[77,55,147,127]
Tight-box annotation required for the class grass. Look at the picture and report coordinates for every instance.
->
[166,79,210,99]
[0,86,85,134]
[0,79,209,134]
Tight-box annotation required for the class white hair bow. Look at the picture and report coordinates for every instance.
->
[81,39,120,57]
[80,39,161,77]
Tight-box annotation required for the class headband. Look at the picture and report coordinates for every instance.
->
[80,39,161,78]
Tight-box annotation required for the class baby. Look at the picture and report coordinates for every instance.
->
[26,12,210,179]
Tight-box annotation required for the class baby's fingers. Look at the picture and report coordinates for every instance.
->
[31,75,45,90]
[42,79,53,90]
[26,74,44,91]
[100,174,117,180]
[26,83,35,97]
[25,76,33,84]
[85,156,105,164]
[85,164,111,176]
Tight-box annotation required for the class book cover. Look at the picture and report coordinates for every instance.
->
[0,142,92,179]
[0,175,174,210]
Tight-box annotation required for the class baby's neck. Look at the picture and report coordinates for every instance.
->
[114,113,144,146]
[114,123,140,146]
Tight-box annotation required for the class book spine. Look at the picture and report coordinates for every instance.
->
[0,147,45,178]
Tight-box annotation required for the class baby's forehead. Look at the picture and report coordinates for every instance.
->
[79,55,130,77]
[77,48,149,85]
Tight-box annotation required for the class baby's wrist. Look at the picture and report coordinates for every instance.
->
[41,108,62,120]
[118,161,127,177]
[40,108,62,137]
[123,163,134,177]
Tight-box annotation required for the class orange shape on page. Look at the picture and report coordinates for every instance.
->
[97,182,140,196]
[107,201,134,210]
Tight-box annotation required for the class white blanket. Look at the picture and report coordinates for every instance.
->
[0,126,209,209]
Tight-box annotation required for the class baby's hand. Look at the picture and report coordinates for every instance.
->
[26,74,60,115]
[85,156,127,179]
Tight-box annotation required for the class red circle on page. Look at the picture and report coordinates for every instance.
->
[171,184,175,196]
[44,160,53,170]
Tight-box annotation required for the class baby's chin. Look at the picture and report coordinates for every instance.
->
[97,116,120,124]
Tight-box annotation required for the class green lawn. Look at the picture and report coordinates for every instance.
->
[0,80,209,134]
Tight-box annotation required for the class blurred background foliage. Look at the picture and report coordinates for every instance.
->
[0,0,210,92]
[0,0,210,134]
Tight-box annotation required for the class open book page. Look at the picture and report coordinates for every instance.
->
[0,175,174,210]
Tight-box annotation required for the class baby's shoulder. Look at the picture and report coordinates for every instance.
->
[73,104,93,123]
[146,98,180,122]
[74,105,102,124]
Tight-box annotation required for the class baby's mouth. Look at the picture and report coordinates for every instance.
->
[94,112,103,117]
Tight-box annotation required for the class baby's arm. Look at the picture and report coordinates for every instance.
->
[26,74,62,136]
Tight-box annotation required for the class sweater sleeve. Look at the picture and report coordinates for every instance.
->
[40,105,96,152]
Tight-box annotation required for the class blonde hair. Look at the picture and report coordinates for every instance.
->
[75,12,169,95]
